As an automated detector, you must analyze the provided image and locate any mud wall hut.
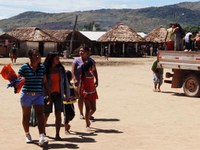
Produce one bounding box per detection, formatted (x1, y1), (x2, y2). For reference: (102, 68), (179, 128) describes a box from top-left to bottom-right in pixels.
(0, 27), (58, 57)
(0, 34), (17, 57)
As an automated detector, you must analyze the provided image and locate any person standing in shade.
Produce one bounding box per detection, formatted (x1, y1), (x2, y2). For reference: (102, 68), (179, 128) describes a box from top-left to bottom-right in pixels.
(71, 46), (98, 119)
(18, 49), (48, 146)
(9, 44), (17, 63)
(105, 46), (109, 60)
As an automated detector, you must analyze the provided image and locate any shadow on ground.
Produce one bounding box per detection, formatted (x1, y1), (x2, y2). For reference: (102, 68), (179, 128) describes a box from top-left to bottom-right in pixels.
(92, 118), (120, 122)
(161, 90), (200, 98)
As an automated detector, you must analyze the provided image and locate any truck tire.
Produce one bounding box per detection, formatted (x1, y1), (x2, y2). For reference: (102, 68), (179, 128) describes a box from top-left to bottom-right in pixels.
(183, 74), (200, 97)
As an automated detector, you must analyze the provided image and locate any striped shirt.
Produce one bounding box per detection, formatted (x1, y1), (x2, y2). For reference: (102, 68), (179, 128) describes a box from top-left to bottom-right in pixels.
(18, 63), (46, 93)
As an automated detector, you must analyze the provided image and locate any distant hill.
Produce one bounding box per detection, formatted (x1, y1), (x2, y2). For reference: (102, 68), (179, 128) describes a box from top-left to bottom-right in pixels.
(177, 1), (200, 10)
(0, 1), (200, 33)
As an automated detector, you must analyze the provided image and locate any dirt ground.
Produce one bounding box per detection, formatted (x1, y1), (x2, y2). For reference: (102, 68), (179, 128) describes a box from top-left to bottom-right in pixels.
(1, 56), (200, 150)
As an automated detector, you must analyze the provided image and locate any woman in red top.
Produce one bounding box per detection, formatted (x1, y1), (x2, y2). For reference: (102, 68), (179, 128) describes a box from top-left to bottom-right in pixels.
(80, 59), (98, 130)
(43, 52), (70, 140)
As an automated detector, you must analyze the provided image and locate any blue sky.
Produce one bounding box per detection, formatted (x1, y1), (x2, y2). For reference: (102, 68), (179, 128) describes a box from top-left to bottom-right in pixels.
(0, 0), (199, 20)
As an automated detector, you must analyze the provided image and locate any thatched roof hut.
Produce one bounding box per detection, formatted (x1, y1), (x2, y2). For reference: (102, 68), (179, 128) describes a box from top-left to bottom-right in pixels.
(145, 26), (167, 43)
(43, 29), (72, 42)
(44, 29), (92, 56)
(0, 27), (61, 57)
(98, 23), (144, 42)
(44, 29), (91, 44)
(6, 27), (58, 42)
(97, 23), (145, 57)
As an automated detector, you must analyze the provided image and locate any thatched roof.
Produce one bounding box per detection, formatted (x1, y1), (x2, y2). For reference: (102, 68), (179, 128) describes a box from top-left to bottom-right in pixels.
(6, 27), (58, 42)
(98, 23), (144, 42)
(145, 26), (167, 43)
(44, 29), (73, 42)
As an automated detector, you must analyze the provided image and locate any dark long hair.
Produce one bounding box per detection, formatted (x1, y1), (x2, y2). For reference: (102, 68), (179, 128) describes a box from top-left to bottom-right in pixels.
(43, 51), (64, 75)
(66, 70), (72, 86)
(28, 49), (40, 58)
(174, 23), (185, 38)
(81, 59), (94, 80)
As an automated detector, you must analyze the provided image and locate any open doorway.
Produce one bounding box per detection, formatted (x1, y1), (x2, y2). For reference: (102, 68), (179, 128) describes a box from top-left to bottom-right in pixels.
(39, 42), (44, 56)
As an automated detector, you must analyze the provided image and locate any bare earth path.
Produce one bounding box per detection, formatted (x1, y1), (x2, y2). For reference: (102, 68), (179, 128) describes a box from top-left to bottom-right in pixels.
(1, 57), (200, 150)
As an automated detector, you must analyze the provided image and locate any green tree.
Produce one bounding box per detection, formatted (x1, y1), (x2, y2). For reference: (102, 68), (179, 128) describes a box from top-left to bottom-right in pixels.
(83, 22), (101, 31)
(184, 25), (200, 34)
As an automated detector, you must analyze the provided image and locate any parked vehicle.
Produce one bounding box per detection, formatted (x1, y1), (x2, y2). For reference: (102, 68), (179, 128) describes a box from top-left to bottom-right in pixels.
(157, 50), (200, 97)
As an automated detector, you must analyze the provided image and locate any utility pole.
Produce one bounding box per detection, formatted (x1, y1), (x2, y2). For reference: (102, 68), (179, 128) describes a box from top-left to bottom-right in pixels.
(69, 15), (78, 57)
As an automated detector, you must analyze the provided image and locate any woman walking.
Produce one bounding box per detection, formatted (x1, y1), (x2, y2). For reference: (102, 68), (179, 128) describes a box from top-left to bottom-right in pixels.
(71, 47), (98, 119)
(18, 49), (48, 146)
(80, 59), (98, 130)
(43, 51), (70, 140)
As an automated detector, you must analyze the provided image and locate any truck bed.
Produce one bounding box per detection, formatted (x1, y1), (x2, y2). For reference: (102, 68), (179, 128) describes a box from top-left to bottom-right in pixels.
(157, 50), (200, 71)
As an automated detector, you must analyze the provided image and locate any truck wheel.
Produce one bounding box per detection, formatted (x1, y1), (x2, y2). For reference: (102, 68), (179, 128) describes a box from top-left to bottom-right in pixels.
(183, 75), (200, 97)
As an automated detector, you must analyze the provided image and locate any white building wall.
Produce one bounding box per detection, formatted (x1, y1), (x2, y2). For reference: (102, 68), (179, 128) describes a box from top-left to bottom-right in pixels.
(18, 42), (38, 57)
(44, 42), (57, 56)
(18, 42), (57, 57)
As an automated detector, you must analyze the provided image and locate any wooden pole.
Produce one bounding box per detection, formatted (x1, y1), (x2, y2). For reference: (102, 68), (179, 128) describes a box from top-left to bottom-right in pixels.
(100, 43), (103, 56)
(122, 43), (125, 56)
(69, 15), (78, 57)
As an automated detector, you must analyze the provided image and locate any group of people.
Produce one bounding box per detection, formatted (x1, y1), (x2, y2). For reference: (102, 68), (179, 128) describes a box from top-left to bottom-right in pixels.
(165, 23), (185, 51)
(165, 23), (200, 51)
(17, 46), (98, 146)
(154, 23), (200, 92)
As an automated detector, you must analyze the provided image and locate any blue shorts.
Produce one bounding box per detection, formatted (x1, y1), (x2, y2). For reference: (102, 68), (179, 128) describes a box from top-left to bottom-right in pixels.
(20, 92), (44, 107)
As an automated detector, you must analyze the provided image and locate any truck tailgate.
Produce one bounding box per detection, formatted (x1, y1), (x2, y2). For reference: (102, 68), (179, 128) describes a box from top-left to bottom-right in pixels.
(157, 50), (200, 70)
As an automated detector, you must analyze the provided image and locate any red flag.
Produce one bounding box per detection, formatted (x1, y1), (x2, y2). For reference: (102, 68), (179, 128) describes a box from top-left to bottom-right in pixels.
(0, 64), (25, 93)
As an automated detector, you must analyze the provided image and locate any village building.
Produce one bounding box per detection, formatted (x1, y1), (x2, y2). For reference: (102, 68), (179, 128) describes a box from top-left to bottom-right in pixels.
(44, 29), (91, 57)
(0, 27), (91, 57)
(80, 31), (106, 55)
(144, 26), (167, 56)
(0, 27), (58, 57)
(0, 24), (168, 58)
(97, 23), (145, 57)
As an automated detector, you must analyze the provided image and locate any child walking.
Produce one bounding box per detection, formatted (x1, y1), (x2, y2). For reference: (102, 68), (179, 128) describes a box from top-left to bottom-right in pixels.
(63, 70), (76, 134)
(80, 59), (98, 130)
(151, 60), (164, 92)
